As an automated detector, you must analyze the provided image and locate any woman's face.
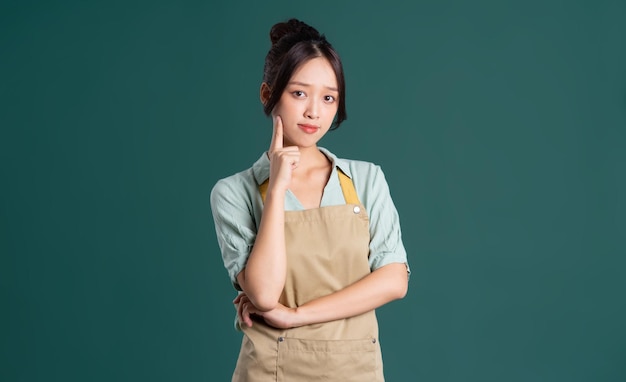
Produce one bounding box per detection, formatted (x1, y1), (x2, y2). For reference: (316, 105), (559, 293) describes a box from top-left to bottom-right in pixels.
(271, 57), (339, 148)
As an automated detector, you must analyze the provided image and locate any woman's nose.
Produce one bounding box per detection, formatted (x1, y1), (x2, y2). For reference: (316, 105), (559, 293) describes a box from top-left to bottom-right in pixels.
(305, 100), (319, 119)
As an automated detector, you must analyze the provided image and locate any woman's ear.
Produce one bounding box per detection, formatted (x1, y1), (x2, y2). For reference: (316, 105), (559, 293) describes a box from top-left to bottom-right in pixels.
(260, 82), (271, 105)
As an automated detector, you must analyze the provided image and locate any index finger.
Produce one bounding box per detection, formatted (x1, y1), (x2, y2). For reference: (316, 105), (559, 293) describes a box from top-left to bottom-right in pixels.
(269, 115), (283, 152)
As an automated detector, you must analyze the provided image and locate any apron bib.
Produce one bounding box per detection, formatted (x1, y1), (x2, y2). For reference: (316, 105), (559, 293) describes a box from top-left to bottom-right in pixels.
(232, 170), (384, 382)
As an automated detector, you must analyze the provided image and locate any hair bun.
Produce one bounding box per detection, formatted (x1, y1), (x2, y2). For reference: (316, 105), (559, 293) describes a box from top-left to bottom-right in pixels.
(269, 18), (321, 45)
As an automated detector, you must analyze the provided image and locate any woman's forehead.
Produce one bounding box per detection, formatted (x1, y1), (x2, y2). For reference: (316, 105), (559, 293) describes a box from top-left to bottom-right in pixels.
(289, 57), (338, 89)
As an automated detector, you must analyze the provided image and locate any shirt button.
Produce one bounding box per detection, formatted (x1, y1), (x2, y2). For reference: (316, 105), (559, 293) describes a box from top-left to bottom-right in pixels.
(353, 206), (361, 214)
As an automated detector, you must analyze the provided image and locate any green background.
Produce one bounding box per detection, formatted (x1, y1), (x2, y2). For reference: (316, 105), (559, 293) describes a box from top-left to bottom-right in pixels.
(2, 1), (625, 381)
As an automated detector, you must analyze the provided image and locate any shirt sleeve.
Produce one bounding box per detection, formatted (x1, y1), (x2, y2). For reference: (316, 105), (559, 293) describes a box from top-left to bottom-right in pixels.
(210, 177), (257, 290)
(361, 165), (411, 276)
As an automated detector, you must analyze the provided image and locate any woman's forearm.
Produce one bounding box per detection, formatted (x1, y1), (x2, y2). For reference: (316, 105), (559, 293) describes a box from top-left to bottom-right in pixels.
(291, 262), (408, 327)
(237, 189), (287, 311)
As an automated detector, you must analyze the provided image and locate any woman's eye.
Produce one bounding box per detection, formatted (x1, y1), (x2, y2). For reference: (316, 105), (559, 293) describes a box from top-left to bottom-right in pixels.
(324, 95), (336, 103)
(293, 91), (305, 97)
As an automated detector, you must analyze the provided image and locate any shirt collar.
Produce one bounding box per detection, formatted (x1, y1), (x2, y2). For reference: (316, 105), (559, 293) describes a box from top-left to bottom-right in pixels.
(251, 152), (270, 185)
(251, 147), (353, 186)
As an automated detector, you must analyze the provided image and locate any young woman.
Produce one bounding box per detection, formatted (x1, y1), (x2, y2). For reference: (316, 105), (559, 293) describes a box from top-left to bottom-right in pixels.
(210, 18), (410, 382)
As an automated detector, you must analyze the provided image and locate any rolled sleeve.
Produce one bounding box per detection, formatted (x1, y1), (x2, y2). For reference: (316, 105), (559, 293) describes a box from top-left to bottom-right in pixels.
(210, 178), (257, 290)
(360, 165), (411, 277)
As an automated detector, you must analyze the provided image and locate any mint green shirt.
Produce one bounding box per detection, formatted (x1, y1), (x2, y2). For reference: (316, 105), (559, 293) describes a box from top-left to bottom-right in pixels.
(210, 147), (410, 290)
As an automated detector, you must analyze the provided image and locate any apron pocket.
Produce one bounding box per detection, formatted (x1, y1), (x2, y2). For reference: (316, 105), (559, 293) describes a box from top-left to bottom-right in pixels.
(276, 336), (379, 382)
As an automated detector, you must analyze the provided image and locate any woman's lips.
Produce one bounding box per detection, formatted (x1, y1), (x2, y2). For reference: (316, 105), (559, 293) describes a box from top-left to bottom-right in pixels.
(298, 124), (320, 134)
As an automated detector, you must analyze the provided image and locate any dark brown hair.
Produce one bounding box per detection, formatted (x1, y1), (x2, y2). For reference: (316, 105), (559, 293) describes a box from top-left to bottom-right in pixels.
(262, 19), (347, 130)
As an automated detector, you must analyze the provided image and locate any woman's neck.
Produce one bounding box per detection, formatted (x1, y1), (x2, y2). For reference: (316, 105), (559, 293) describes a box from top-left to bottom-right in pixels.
(295, 145), (329, 171)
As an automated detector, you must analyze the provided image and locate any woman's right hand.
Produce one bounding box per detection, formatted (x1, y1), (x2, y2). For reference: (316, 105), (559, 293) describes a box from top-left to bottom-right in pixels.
(267, 115), (300, 194)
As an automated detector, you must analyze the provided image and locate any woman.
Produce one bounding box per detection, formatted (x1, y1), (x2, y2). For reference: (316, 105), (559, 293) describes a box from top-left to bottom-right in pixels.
(210, 18), (410, 382)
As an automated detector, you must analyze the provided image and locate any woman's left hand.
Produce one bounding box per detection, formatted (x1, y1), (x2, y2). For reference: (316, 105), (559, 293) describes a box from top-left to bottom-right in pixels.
(233, 293), (296, 329)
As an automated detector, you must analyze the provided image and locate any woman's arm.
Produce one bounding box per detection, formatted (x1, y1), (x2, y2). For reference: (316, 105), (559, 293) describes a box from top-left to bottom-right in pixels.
(236, 116), (298, 312)
(292, 262), (408, 326)
(236, 262), (408, 328)
(236, 188), (286, 312)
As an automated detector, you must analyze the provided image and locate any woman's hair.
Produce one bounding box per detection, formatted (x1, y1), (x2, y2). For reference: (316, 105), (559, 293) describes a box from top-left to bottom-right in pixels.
(262, 18), (347, 130)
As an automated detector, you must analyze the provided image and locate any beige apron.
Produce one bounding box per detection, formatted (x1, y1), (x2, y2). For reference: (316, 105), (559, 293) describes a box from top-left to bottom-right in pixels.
(232, 170), (384, 382)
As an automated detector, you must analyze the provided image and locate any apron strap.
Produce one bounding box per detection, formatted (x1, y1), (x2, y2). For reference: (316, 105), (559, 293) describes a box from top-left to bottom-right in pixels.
(258, 179), (269, 202)
(337, 169), (360, 205)
(258, 168), (361, 205)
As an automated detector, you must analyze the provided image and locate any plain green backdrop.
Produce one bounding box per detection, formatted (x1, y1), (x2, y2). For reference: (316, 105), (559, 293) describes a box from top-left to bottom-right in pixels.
(2, 1), (625, 381)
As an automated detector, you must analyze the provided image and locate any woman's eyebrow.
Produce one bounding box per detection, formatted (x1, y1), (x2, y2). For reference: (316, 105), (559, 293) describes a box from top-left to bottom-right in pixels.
(288, 81), (338, 92)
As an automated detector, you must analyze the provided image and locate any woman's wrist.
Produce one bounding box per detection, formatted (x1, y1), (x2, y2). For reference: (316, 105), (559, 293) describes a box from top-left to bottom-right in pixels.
(266, 182), (289, 199)
(291, 305), (308, 328)
(264, 188), (286, 208)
